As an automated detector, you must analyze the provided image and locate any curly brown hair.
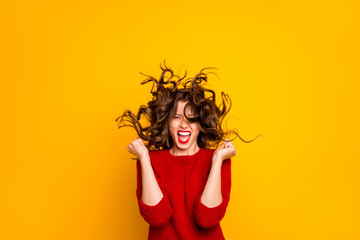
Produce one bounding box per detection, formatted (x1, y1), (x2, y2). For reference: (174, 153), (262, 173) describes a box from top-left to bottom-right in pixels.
(115, 61), (262, 150)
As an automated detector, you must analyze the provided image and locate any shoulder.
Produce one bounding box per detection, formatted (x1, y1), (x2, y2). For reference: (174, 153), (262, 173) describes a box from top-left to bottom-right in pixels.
(195, 148), (216, 168)
(148, 149), (169, 158)
(148, 149), (169, 168)
(199, 147), (216, 159)
(199, 148), (231, 167)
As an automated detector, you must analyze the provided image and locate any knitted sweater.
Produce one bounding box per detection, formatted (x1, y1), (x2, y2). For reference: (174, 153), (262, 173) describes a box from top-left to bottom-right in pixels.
(136, 147), (231, 239)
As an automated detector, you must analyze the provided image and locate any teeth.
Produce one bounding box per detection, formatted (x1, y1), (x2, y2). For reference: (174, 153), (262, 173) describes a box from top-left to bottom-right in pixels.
(178, 132), (191, 136)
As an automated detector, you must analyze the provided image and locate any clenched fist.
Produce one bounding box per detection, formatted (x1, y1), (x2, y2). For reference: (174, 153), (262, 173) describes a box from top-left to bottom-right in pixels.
(213, 139), (236, 163)
(127, 137), (149, 162)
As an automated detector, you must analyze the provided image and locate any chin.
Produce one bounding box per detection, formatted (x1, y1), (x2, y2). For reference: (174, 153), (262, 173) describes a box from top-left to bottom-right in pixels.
(174, 141), (194, 150)
(177, 145), (190, 150)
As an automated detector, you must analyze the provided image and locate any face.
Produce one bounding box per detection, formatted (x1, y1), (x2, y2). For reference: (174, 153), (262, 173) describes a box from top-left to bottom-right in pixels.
(169, 100), (201, 154)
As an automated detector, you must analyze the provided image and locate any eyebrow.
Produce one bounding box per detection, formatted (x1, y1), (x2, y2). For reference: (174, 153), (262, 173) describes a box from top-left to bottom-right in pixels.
(175, 112), (194, 117)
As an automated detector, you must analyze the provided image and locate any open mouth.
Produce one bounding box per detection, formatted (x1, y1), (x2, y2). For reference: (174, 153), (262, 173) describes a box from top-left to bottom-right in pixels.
(177, 130), (191, 144)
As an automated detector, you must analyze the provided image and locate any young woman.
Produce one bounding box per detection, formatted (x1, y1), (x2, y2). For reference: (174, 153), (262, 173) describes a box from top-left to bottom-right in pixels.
(116, 62), (260, 239)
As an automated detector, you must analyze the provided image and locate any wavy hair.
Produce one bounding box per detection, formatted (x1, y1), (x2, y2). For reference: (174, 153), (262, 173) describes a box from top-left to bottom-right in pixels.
(115, 61), (262, 150)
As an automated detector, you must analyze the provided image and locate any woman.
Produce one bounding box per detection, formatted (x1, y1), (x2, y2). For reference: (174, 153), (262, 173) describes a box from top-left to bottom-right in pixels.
(116, 62), (260, 239)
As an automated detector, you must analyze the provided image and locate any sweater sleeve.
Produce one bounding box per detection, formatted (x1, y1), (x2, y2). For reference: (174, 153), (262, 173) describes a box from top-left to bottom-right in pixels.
(194, 157), (231, 229)
(136, 159), (173, 228)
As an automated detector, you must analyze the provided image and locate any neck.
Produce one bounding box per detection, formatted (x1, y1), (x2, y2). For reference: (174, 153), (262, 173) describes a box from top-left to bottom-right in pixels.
(169, 144), (200, 156)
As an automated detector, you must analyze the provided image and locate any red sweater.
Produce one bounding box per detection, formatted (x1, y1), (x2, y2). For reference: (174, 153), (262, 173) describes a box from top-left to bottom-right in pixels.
(136, 147), (231, 239)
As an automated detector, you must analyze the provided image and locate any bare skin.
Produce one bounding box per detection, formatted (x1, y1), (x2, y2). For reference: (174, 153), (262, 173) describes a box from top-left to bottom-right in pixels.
(168, 101), (200, 156)
(200, 140), (236, 207)
(127, 137), (163, 206)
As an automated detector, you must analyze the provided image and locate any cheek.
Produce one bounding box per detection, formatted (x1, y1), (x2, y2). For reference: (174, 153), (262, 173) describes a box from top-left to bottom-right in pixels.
(169, 121), (178, 136)
(191, 123), (201, 136)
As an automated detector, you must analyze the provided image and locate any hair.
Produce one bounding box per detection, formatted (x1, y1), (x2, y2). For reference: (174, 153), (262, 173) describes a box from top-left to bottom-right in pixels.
(115, 60), (262, 150)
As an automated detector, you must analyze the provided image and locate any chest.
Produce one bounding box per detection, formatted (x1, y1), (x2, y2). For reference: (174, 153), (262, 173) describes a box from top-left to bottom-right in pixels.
(159, 161), (212, 209)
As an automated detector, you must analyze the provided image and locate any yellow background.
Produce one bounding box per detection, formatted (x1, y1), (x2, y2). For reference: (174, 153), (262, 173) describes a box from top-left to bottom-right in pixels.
(1, 0), (359, 239)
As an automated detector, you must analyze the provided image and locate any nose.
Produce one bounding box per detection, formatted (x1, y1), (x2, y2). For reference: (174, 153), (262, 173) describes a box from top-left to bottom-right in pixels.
(180, 117), (190, 128)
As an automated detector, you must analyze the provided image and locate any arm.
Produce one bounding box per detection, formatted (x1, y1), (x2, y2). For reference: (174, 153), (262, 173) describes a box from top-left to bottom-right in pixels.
(194, 157), (231, 228)
(194, 140), (235, 228)
(136, 158), (172, 227)
(200, 156), (224, 207)
(129, 137), (172, 227)
(138, 154), (164, 205)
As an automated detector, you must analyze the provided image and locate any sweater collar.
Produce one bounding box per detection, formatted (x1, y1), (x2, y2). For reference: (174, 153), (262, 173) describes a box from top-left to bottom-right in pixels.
(166, 147), (204, 165)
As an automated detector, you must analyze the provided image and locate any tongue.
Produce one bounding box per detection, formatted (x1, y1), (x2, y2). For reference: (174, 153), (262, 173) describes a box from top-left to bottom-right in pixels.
(178, 134), (190, 143)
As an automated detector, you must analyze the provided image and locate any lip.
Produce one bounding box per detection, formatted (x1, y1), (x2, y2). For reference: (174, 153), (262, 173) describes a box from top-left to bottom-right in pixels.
(177, 130), (191, 134)
(177, 130), (191, 144)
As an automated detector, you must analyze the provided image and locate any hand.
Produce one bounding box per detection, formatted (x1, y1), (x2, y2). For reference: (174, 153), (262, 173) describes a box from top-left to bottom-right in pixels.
(213, 139), (236, 163)
(127, 137), (149, 162)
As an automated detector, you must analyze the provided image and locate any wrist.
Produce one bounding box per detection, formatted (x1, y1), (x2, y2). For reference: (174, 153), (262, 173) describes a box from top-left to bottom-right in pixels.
(139, 153), (150, 163)
(212, 154), (223, 164)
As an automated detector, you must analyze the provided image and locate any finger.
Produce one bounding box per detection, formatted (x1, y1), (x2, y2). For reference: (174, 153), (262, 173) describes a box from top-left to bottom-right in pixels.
(127, 145), (133, 152)
(226, 141), (233, 147)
